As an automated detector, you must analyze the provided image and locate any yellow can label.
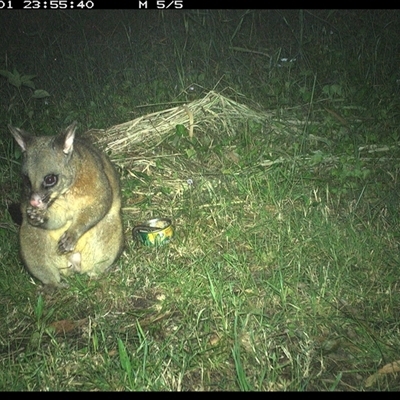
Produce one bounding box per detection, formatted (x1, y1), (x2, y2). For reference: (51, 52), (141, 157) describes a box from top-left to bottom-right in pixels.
(133, 219), (174, 246)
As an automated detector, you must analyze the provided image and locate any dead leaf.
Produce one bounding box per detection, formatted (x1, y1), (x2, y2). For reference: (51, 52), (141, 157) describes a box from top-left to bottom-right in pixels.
(377, 360), (400, 374)
(226, 150), (240, 164)
(48, 318), (88, 335)
(365, 360), (400, 387)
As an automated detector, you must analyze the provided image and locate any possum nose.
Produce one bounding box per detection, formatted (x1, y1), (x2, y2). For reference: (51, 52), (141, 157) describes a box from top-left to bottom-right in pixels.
(30, 194), (43, 208)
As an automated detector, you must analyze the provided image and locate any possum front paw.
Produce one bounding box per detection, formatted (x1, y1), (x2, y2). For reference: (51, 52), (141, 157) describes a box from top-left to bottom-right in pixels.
(58, 231), (78, 254)
(26, 206), (47, 226)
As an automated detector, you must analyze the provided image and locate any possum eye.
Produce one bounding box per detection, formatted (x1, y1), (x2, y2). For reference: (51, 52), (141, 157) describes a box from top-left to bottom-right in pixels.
(43, 174), (58, 188)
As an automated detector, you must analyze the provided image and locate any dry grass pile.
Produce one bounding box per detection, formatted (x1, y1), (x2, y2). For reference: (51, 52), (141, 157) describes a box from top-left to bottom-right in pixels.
(90, 90), (271, 159)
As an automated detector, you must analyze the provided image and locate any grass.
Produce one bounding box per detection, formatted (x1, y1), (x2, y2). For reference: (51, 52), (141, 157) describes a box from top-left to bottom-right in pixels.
(1, 9), (400, 391)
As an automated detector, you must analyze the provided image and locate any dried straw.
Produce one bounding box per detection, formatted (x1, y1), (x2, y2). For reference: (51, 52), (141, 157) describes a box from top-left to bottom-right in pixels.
(89, 90), (272, 161)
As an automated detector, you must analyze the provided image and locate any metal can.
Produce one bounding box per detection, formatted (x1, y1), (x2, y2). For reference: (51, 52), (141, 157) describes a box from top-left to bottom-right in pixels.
(132, 218), (174, 246)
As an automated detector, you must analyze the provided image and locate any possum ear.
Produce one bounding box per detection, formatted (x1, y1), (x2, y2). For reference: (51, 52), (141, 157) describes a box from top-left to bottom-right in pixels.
(8, 125), (32, 152)
(59, 121), (78, 156)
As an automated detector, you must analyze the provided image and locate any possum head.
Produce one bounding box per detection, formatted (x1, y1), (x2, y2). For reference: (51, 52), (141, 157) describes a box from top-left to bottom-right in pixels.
(9, 122), (78, 225)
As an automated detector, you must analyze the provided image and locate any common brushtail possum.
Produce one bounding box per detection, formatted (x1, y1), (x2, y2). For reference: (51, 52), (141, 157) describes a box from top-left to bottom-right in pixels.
(9, 121), (124, 287)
